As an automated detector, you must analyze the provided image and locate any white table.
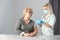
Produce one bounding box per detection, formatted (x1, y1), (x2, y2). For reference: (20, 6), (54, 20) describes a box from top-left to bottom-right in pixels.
(0, 34), (60, 40)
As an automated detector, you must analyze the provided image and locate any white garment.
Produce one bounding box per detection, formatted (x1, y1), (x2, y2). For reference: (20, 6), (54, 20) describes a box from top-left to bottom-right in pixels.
(20, 32), (25, 36)
(41, 14), (56, 35)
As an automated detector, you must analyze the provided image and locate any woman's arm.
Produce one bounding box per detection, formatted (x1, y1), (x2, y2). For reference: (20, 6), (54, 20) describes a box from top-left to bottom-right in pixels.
(32, 27), (38, 36)
(16, 19), (23, 35)
(23, 27), (38, 37)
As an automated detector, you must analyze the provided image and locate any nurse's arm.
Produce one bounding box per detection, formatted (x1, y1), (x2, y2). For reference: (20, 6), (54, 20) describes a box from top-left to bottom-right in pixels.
(39, 24), (42, 27)
(44, 22), (52, 28)
(44, 16), (56, 28)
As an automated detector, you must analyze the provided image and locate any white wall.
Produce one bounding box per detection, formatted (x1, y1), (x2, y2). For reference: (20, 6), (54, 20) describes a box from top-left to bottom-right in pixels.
(0, 0), (16, 34)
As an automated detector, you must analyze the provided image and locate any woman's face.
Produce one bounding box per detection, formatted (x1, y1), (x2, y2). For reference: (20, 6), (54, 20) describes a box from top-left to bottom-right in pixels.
(43, 6), (48, 10)
(43, 6), (49, 14)
(25, 11), (32, 19)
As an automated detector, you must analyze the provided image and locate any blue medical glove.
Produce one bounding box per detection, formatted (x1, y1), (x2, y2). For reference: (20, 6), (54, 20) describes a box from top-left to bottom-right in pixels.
(35, 20), (44, 25)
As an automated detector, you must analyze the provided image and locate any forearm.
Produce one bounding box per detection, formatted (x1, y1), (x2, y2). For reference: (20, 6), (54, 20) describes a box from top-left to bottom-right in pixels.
(31, 27), (38, 36)
(44, 22), (52, 28)
(39, 24), (42, 27)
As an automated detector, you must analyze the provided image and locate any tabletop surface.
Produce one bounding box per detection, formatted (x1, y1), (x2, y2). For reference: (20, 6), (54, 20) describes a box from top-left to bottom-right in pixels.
(0, 34), (60, 40)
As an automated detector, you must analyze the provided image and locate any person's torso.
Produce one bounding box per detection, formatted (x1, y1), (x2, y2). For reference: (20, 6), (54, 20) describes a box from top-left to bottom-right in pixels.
(41, 14), (55, 35)
(20, 18), (34, 33)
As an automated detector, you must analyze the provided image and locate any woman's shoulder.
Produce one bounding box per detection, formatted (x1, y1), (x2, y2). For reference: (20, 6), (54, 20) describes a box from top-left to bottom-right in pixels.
(19, 18), (24, 23)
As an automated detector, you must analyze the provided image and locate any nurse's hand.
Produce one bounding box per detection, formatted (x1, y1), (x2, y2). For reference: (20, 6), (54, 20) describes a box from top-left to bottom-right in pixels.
(35, 20), (44, 25)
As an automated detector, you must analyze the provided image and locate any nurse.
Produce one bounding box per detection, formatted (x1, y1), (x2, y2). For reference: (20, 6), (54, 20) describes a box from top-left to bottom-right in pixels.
(36, 3), (56, 35)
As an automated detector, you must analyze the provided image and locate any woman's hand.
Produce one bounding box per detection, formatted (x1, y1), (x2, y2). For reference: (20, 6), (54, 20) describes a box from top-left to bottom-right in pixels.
(23, 33), (34, 37)
(29, 33), (35, 37)
(24, 33), (31, 37)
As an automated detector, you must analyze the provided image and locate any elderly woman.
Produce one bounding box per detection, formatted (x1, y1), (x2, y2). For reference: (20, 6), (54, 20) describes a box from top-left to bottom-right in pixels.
(16, 8), (38, 37)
